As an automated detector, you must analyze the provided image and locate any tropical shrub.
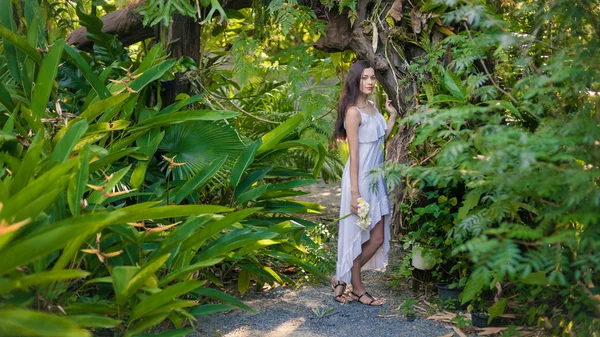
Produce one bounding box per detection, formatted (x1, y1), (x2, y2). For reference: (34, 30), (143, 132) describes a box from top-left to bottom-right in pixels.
(0, 2), (330, 336)
(386, 0), (600, 334)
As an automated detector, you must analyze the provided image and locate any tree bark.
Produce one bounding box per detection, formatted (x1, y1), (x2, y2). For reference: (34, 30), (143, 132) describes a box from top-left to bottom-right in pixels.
(162, 12), (201, 105)
(66, 1), (155, 51)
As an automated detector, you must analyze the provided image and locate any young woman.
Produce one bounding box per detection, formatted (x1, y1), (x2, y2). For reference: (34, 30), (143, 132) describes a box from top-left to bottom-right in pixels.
(332, 60), (397, 305)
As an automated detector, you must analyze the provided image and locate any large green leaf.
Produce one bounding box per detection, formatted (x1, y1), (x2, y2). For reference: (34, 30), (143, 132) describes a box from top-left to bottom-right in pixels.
(0, 308), (91, 337)
(115, 204), (231, 223)
(67, 146), (90, 216)
(193, 287), (254, 312)
(111, 266), (140, 306)
(128, 59), (176, 92)
(158, 257), (223, 286)
(9, 133), (44, 195)
(0, 270), (90, 296)
(48, 119), (88, 167)
(65, 315), (120, 328)
(256, 112), (304, 155)
(132, 110), (239, 132)
(122, 254), (171, 300)
(0, 0), (23, 83)
(235, 166), (272, 197)
(180, 208), (262, 252)
(30, 39), (64, 120)
(63, 45), (110, 99)
(0, 22), (42, 65)
(0, 213), (119, 275)
(173, 156), (227, 204)
(190, 304), (236, 316)
(79, 93), (130, 122)
(230, 139), (262, 188)
(236, 185), (268, 205)
(129, 281), (204, 321)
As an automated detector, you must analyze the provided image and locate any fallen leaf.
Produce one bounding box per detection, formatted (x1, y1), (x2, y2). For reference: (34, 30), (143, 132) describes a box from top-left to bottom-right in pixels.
(427, 313), (456, 322)
(389, 0), (403, 21)
(452, 326), (467, 337)
(476, 327), (508, 335)
(437, 333), (453, 337)
(410, 7), (422, 35)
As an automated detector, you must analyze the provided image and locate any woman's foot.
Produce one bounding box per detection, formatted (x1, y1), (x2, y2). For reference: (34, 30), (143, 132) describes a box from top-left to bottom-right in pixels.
(331, 278), (348, 303)
(350, 291), (383, 306)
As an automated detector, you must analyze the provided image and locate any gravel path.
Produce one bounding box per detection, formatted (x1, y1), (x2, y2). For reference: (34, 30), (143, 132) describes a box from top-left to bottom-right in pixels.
(192, 181), (455, 337)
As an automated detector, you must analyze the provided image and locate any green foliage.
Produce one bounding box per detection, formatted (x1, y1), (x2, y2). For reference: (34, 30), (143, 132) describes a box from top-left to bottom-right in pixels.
(386, 0), (600, 334)
(0, 4), (333, 336)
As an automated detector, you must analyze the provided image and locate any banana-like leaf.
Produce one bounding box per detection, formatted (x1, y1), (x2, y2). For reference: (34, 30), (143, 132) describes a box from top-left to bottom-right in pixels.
(0, 23), (42, 65)
(256, 112), (304, 155)
(65, 315), (120, 328)
(158, 257), (223, 286)
(129, 281), (204, 321)
(193, 287), (254, 312)
(9, 133), (43, 195)
(128, 59), (176, 92)
(230, 139), (261, 188)
(0, 81), (14, 112)
(234, 166), (272, 197)
(67, 147), (90, 216)
(149, 215), (212, 260)
(48, 119), (88, 167)
(79, 93), (130, 122)
(0, 309), (90, 337)
(173, 156), (227, 204)
(0, 213), (119, 275)
(0, 270), (90, 296)
(158, 94), (205, 115)
(180, 208), (261, 252)
(115, 204), (231, 223)
(0, 159), (76, 224)
(189, 304), (236, 316)
(63, 44), (110, 99)
(265, 179), (317, 192)
(111, 266), (139, 306)
(195, 230), (280, 261)
(30, 39), (64, 120)
(124, 313), (169, 337)
(235, 185), (268, 205)
(122, 254), (171, 301)
(131, 110), (239, 132)
(0, 0), (23, 83)
(89, 148), (138, 173)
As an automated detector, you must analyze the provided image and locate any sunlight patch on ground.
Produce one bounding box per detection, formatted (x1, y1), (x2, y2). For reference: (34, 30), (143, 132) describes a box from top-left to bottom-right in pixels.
(263, 317), (306, 337)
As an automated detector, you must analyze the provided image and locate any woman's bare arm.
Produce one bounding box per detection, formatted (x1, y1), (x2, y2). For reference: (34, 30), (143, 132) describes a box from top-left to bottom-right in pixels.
(384, 99), (398, 139)
(346, 107), (361, 215)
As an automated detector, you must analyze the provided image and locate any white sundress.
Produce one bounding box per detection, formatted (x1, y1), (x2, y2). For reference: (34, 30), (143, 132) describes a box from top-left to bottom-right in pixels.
(336, 104), (392, 285)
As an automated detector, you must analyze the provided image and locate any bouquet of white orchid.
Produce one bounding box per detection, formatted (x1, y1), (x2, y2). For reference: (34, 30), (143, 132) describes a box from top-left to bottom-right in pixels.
(356, 197), (371, 230)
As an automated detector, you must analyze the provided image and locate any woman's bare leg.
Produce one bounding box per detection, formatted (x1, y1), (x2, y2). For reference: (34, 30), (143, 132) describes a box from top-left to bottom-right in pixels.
(350, 219), (384, 304)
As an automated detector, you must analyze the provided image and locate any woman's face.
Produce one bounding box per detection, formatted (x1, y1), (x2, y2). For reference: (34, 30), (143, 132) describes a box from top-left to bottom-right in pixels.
(359, 67), (376, 96)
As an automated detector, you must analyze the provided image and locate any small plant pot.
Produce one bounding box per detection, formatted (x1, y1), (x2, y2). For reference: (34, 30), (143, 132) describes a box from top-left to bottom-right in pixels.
(436, 283), (466, 310)
(471, 312), (504, 327)
(412, 247), (436, 270)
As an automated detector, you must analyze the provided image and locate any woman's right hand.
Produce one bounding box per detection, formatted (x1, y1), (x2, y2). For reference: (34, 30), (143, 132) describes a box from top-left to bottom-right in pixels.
(351, 193), (360, 215)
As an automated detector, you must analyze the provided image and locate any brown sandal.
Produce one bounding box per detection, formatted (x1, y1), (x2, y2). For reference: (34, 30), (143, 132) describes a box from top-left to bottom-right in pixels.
(350, 291), (383, 306)
(332, 280), (348, 303)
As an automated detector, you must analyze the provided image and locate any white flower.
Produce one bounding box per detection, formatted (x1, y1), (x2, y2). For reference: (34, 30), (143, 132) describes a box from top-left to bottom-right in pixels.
(356, 197), (371, 230)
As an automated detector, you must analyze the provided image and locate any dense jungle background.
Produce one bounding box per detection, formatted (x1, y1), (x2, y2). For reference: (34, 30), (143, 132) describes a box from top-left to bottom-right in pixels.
(0, 0), (599, 336)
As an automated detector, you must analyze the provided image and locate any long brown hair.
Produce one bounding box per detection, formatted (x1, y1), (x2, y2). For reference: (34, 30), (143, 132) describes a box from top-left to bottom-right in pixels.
(333, 60), (373, 140)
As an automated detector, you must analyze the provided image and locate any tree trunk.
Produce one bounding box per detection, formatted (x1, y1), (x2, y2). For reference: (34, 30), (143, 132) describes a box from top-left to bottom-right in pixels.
(162, 12), (201, 105)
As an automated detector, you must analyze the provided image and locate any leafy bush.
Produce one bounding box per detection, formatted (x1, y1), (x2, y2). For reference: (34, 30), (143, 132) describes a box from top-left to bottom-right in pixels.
(386, 0), (600, 334)
(0, 2), (331, 336)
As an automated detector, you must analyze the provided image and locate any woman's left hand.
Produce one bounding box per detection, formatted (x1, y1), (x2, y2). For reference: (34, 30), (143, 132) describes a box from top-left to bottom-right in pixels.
(385, 98), (397, 115)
